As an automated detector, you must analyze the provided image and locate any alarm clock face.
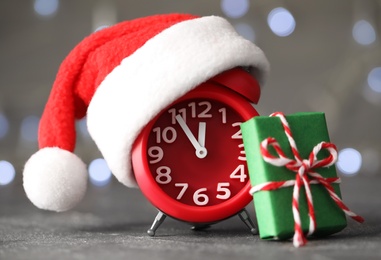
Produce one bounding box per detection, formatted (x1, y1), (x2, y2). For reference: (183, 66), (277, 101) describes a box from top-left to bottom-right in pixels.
(132, 83), (259, 223)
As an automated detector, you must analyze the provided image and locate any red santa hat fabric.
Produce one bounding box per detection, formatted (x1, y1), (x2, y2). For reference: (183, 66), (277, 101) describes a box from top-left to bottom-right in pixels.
(23, 13), (270, 212)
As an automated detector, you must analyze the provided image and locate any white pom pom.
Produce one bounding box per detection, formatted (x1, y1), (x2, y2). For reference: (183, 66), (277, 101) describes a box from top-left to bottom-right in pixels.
(23, 147), (88, 212)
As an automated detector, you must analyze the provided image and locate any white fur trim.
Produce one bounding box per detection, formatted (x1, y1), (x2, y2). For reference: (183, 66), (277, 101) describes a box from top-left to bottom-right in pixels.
(87, 15), (270, 187)
(23, 147), (88, 212)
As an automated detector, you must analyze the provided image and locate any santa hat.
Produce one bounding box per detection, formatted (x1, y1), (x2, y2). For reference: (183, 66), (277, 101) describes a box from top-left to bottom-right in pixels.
(23, 13), (270, 212)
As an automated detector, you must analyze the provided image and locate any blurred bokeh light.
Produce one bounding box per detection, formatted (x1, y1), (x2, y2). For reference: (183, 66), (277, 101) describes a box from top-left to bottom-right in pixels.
(352, 20), (376, 46)
(267, 7), (296, 37)
(88, 158), (112, 187)
(0, 161), (16, 186)
(20, 116), (40, 143)
(337, 148), (362, 176)
(367, 67), (381, 93)
(34, 0), (59, 17)
(221, 0), (249, 19)
(0, 113), (9, 140)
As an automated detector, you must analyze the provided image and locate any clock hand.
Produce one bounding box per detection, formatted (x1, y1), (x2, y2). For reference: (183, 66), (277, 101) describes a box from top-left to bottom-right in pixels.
(175, 115), (207, 159)
(198, 122), (206, 148)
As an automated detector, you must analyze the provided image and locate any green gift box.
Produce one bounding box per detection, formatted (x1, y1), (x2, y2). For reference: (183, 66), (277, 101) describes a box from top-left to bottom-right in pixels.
(241, 112), (347, 240)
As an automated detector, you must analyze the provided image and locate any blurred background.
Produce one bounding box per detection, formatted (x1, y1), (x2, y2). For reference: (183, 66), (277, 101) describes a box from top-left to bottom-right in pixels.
(0, 0), (380, 189)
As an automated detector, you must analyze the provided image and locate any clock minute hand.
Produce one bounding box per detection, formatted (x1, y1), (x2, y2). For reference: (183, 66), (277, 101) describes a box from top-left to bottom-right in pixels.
(175, 115), (207, 159)
(198, 122), (206, 148)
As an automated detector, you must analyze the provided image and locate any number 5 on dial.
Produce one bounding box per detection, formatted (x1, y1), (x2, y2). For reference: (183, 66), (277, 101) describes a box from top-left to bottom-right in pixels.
(216, 182), (231, 199)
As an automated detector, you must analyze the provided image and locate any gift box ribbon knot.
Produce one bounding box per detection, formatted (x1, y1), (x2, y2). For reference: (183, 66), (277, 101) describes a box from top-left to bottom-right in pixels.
(249, 112), (364, 247)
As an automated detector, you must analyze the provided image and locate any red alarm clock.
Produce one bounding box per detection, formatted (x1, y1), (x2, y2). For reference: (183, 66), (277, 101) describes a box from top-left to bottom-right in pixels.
(132, 68), (260, 236)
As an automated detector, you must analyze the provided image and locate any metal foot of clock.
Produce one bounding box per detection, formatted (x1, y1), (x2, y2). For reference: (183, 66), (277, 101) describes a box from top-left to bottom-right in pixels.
(237, 208), (257, 235)
(147, 211), (167, 236)
(147, 208), (257, 236)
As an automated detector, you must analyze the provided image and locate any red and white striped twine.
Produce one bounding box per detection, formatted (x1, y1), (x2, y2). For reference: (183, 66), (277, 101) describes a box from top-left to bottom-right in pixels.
(250, 112), (364, 247)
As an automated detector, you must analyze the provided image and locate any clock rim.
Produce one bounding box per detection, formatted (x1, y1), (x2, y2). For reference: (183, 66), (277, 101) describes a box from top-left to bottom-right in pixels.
(132, 82), (259, 223)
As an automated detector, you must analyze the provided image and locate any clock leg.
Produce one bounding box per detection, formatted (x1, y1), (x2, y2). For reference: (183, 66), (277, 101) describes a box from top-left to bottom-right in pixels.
(238, 208), (257, 235)
(147, 210), (167, 237)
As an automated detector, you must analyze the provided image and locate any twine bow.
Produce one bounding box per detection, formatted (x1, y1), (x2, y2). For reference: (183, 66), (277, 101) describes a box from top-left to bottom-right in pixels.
(250, 112), (364, 247)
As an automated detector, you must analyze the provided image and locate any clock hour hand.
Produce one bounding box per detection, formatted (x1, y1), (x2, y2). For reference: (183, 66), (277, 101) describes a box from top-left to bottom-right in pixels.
(175, 115), (207, 159)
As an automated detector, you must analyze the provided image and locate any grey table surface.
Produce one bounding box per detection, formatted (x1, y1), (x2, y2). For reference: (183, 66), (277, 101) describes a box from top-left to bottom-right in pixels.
(0, 174), (380, 260)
